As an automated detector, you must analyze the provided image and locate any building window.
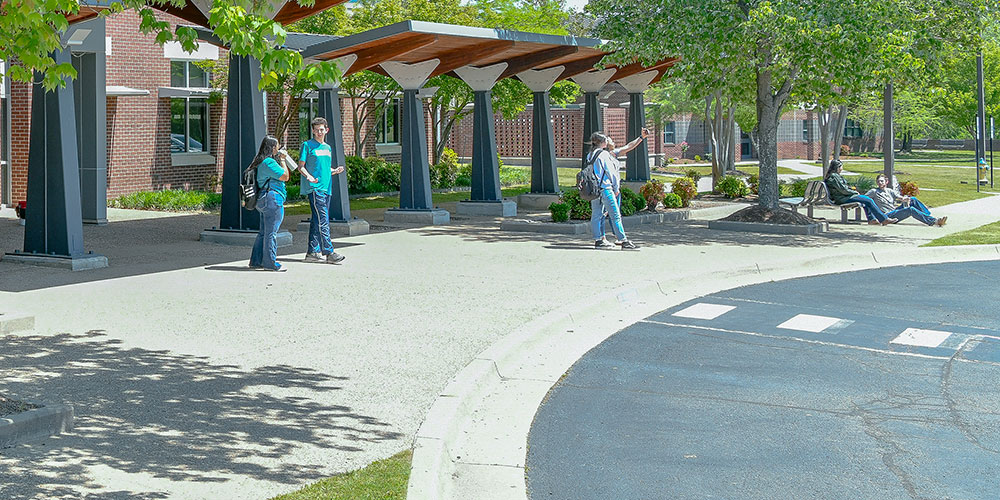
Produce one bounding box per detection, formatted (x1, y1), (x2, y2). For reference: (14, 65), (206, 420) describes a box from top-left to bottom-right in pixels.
(802, 119), (811, 142)
(663, 121), (676, 145)
(169, 61), (210, 154)
(843, 119), (863, 139)
(376, 99), (400, 145)
(299, 97), (319, 142)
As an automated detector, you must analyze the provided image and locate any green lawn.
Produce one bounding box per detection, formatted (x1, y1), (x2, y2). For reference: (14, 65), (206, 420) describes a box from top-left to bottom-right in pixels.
(849, 150), (988, 165)
(838, 162), (992, 207)
(658, 165), (802, 176)
(270, 450), (411, 500)
(922, 220), (1000, 247)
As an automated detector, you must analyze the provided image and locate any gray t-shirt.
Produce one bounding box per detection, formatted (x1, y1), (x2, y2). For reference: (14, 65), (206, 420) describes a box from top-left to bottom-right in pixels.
(865, 187), (902, 213)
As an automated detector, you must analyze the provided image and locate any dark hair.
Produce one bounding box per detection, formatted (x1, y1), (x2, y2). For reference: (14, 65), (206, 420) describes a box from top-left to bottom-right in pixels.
(310, 117), (328, 128)
(250, 136), (279, 170)
(587, 131), (608, 156)
(876, 173), (888, 183)
(825, 160), (843, 180)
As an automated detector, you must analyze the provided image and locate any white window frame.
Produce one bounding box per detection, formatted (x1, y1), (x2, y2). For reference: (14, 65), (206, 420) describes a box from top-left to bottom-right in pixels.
(169, 61), (211, 158)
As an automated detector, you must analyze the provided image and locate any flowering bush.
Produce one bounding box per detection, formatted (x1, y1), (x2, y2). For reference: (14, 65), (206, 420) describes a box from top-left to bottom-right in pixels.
(899, 180), (919, 197)
(639, 179), (666, 211)
(671, 177), (697, 207)
(680, 141), (689, 152)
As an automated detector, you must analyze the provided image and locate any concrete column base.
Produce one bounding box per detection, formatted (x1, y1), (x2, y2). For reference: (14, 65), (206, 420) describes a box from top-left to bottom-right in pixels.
(383, 209), (450, 225)
(515, 193), (562, 211)
(296, 219), (371, 236)
(200, 229), (293, 247)
(83, 218), (109, 226)
(2, 252), (109, 271)
(455, 200), (517, 217)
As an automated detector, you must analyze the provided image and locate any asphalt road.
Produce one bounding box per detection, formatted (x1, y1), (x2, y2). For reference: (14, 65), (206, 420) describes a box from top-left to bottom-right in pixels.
(527, 261), (1000, 500)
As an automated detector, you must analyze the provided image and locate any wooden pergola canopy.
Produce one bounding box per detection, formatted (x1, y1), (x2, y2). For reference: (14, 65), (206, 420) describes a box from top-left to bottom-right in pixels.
(299, 20), (676, 86)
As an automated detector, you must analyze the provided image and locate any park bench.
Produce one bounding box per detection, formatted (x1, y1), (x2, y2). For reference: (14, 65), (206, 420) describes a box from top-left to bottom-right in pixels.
(779, 180), (863, 223)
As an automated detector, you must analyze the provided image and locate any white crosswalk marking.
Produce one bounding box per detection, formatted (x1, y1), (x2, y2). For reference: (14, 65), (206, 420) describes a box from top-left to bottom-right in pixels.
(672, 303), (735, 320)
(891, 328), (954, 348)
(777, 314), (849, 333)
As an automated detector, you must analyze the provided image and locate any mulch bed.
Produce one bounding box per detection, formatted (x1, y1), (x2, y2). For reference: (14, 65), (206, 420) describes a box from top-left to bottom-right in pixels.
(720, 205), (816, 225)
(0, 395), (39, 417)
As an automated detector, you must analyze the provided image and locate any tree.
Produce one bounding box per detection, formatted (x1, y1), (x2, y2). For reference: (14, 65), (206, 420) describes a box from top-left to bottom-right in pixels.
(588, 0), (993, 210)
(934, 40), (1000, 140)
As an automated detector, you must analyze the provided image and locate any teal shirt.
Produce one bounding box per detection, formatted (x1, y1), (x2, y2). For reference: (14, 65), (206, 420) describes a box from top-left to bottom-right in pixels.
(257, 157), (287, 203)
(299, 139), (333, 195)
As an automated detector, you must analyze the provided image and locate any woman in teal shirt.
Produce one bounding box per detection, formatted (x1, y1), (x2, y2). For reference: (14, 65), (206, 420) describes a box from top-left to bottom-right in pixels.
(249, 136), (292, 271)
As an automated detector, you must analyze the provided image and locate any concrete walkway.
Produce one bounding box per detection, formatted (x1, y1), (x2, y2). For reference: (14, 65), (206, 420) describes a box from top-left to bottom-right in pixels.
(1, 194), (999, 499)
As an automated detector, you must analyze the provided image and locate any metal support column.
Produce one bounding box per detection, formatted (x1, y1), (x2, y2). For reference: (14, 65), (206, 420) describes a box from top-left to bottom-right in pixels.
(625, 92), (650, 181)
(470, 90), (502, 201)
(22, 50), (85, 257)
(74, 49), (108, 225)
(530, 91), (558, 193)
(218, 55), (266, 231)
(398, 88), (433, 209)
(318, 86), (351, 221)
(883, 81), (893, 180)
(581, 91), (601, 168)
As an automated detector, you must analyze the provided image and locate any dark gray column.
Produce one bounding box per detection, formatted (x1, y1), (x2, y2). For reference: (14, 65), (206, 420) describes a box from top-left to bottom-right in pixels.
(625, 92), (650, 181)
(883, 81), (893, 180)
(531, 91), (558, 193)
(581, 91), (601, 168)
(219, 55), (266, 231)
(23, 50), (85, 257)
(470, 90), (502, 201)
(318, 86), (351, 221)
(399, 88), (433, 210)
(74, 51), (108, 224)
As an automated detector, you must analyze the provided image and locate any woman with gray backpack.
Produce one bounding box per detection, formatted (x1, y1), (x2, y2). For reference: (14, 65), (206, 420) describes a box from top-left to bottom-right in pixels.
(248, 136), (294, 271)
(585, 130), (647, 250)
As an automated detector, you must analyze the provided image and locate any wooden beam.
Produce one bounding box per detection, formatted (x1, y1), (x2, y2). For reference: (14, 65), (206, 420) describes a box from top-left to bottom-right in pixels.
(340, 33), (439, 76)
(274, 0), (349, 25)
(427, 40), (517, 78)
(497, 46), (580, 79)
(547, 53), (608, 82)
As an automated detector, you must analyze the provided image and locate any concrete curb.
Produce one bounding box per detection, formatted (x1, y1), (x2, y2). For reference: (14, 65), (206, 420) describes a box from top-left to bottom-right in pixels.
(406, 244), (1000, 500)
(500, 210), (690, 235)
(708, 220), (829, 235)
(0, 403), (74, 448)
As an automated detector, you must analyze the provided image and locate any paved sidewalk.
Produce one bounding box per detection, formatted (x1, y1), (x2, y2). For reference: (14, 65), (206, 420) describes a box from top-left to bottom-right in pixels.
(1, 195), (999, 499)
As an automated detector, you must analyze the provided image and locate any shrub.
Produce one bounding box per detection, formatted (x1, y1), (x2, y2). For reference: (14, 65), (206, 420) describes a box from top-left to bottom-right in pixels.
(662, 192), (683, 208)
(549, 202), (570, 222)
(620, 187), (645, 216)
(285, 184), (302, 200)
(371, 158), (402, 191)
(693, 154), (702, 162)
(716, 175), (750, 198)
(899, 180), (920, 197)
(671, 177), (697, 207)
(851, 175), (875, 193)
(561, 190), (592, 219)
(430, 148), (460, 189)
(684, 168), (702, 184)
(346, 155), (373, 193)
(455, 164), (472, 187)
(747, 174), (760, 195)
(638, 179), (666, 211)
(840, 144), (851, 157)
(499, 166), (530, 186)
(108, 189), (222, 211)
(364, 181), (390, 194)
(782, 179), (809, 197)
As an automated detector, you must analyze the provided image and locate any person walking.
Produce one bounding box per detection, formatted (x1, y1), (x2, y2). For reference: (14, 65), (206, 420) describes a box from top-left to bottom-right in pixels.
(824, 160), (896, 225)
(866, 173), (946, 226)
(298, 117), (346, 264)
(587, 131), (638, 250)
(249, 136), (292, 271)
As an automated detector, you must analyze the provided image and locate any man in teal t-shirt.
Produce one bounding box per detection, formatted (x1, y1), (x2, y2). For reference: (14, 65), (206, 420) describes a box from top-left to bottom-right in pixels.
(298, 117), (346, 264)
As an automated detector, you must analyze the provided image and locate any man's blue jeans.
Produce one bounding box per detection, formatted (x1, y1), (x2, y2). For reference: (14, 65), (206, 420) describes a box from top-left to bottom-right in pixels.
(887, 197), (936, 225)
(590, 187), (626, 241)
(842, 194), (888, 222)
(250, 191), (284, 270)
(307, 192), (335, 255)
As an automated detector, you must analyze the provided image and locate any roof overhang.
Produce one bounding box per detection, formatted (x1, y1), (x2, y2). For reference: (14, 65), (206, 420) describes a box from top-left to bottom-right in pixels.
(157, 86), (219, 98)
(107, 85), (150, 96)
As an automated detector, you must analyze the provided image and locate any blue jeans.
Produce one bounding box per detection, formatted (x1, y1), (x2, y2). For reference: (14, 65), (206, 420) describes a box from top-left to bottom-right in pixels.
(842, 194), (888, 222)
(250, 191), (284, 270)
(590, 187), (626, 241)
(307, 192), (335, 255)
(887, 197), (936, 225)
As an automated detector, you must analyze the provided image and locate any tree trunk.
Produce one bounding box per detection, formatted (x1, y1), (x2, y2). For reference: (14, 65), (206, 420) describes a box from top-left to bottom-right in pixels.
(756, 66), (792, 210)
(832, 105), (848, 161)
(706, 94), (721, 190)
(818, 106), (832, 174)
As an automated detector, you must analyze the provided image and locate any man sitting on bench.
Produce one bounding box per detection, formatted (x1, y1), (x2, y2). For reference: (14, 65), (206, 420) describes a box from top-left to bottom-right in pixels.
(824, 160), (897, 226)
(865, 173), (947, 227)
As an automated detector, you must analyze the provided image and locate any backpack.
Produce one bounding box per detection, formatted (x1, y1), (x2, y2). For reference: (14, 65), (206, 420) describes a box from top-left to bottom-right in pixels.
(577, 150), (608, 201)
(239, 163), (269, 211)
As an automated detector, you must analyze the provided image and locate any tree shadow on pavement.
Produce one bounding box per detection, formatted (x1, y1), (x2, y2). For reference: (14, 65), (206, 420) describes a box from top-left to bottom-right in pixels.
(0, 330), (402, 499)
(412, 219), (920, 249)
